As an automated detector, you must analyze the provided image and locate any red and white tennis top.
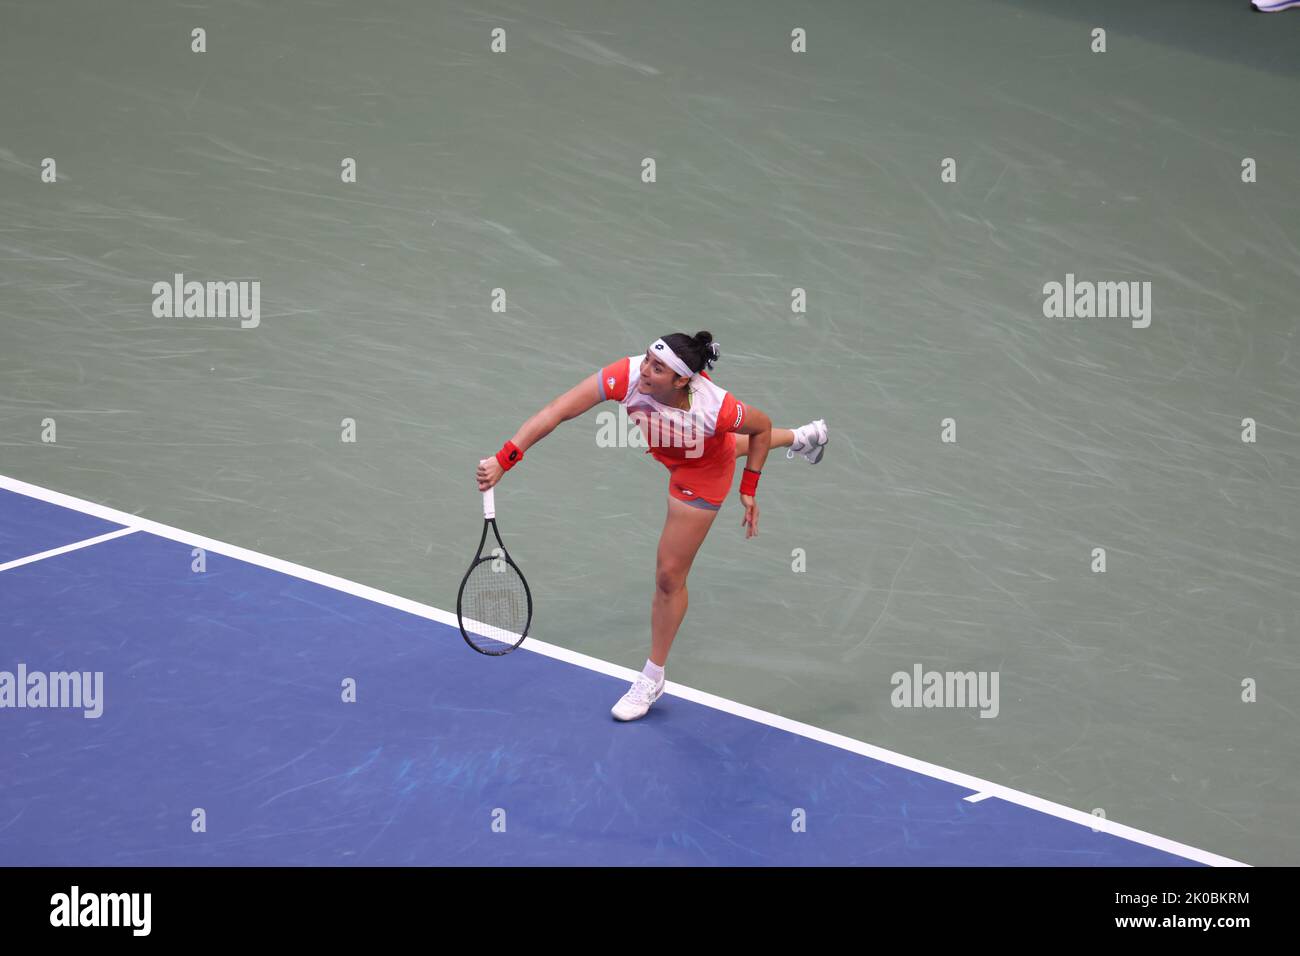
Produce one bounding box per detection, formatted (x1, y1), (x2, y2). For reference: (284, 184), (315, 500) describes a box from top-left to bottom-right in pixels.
(598, 354), (747, 468)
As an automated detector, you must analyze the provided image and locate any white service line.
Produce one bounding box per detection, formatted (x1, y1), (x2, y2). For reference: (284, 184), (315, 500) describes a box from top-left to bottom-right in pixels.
(0, 526), (139, 573)
(0, 472), (1249, 867)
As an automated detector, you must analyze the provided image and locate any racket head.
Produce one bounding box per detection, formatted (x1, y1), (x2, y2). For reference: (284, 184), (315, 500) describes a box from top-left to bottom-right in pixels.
(456, 551), (533, 655)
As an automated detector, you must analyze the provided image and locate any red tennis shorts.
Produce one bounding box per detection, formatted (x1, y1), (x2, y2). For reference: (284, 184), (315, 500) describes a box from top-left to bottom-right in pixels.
(666, 442), (736, 510)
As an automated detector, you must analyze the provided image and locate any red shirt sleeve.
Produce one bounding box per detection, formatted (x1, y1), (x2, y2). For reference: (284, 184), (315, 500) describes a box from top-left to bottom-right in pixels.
(716, 392), (747, 434)
(598, 357), (631, 402)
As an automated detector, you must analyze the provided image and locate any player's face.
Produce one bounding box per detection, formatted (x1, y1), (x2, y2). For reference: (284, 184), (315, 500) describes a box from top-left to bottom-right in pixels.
(639, 350), (683, 397)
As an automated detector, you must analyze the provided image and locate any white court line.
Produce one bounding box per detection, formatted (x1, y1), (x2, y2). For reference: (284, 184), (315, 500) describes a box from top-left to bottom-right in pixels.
(0, 526), (139, 573)
(964, 792), (995, 804)
(0, 472), (1248, 867)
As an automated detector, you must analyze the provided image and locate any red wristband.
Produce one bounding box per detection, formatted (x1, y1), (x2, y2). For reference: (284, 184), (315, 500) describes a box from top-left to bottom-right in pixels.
(740, 467), (760, 496)
(496, 440), (523, 471)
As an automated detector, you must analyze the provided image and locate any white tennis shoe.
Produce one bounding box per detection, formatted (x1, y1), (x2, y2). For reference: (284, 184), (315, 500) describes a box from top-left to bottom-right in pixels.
(611, 674), (664, 721)
(787, 419), (829, 463)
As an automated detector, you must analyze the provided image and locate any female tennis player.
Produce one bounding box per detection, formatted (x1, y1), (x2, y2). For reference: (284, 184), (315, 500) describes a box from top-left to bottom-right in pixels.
(475, 331), (828, 721)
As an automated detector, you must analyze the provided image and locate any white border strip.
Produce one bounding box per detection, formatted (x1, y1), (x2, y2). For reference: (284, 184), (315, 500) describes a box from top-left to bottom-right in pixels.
(0, 526), (139, 573)
(0, 472), (1248, 867)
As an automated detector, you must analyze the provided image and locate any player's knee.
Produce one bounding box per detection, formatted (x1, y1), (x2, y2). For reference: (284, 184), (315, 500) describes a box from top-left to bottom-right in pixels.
(655, 565), (687, 595)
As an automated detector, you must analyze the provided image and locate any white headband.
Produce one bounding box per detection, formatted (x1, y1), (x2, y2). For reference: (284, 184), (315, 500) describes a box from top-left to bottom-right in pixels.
(649, 338), (694, 379)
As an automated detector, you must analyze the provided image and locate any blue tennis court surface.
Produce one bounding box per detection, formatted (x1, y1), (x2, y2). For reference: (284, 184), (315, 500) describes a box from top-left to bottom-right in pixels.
(0, 481), (1234, 866)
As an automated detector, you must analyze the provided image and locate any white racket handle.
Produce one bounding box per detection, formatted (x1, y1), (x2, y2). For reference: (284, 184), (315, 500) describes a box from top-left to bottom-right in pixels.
(483, 486), (495, 519)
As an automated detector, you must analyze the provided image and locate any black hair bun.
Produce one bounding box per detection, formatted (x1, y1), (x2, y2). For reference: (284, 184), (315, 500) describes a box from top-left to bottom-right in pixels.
(694, 331), (719, 371)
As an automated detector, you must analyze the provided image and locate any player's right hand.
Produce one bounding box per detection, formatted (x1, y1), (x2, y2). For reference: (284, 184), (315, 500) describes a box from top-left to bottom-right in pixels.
(476, 456), (504, 492)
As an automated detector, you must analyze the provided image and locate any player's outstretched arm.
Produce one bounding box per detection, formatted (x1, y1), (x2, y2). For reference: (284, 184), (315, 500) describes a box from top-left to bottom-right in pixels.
(477, 373), (603, 491)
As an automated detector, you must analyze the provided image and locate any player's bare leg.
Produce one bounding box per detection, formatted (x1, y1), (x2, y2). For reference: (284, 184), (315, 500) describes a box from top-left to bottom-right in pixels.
(649, 497), (719, 667)
(612, 497), (719, 720)
(737, 420), (828, 464)
(734, 430), (794, 457)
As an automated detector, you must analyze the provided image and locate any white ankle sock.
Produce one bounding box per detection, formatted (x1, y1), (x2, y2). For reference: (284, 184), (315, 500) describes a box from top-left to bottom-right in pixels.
(642, 659), (665, 683)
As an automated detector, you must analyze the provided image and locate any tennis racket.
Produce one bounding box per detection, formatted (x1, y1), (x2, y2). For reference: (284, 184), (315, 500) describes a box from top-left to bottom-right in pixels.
(456, 476), (533, 655)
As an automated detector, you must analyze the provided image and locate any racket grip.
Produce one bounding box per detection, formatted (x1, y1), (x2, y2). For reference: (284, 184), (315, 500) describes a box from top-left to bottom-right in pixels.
(478, 458), (496, 518)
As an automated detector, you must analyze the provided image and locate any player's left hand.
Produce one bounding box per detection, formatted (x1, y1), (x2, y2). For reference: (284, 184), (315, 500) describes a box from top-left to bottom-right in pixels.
(740, 494), (759, 539)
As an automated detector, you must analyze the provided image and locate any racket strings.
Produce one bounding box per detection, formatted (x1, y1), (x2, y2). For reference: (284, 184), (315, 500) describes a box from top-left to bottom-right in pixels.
(461, 558), (529, 649)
